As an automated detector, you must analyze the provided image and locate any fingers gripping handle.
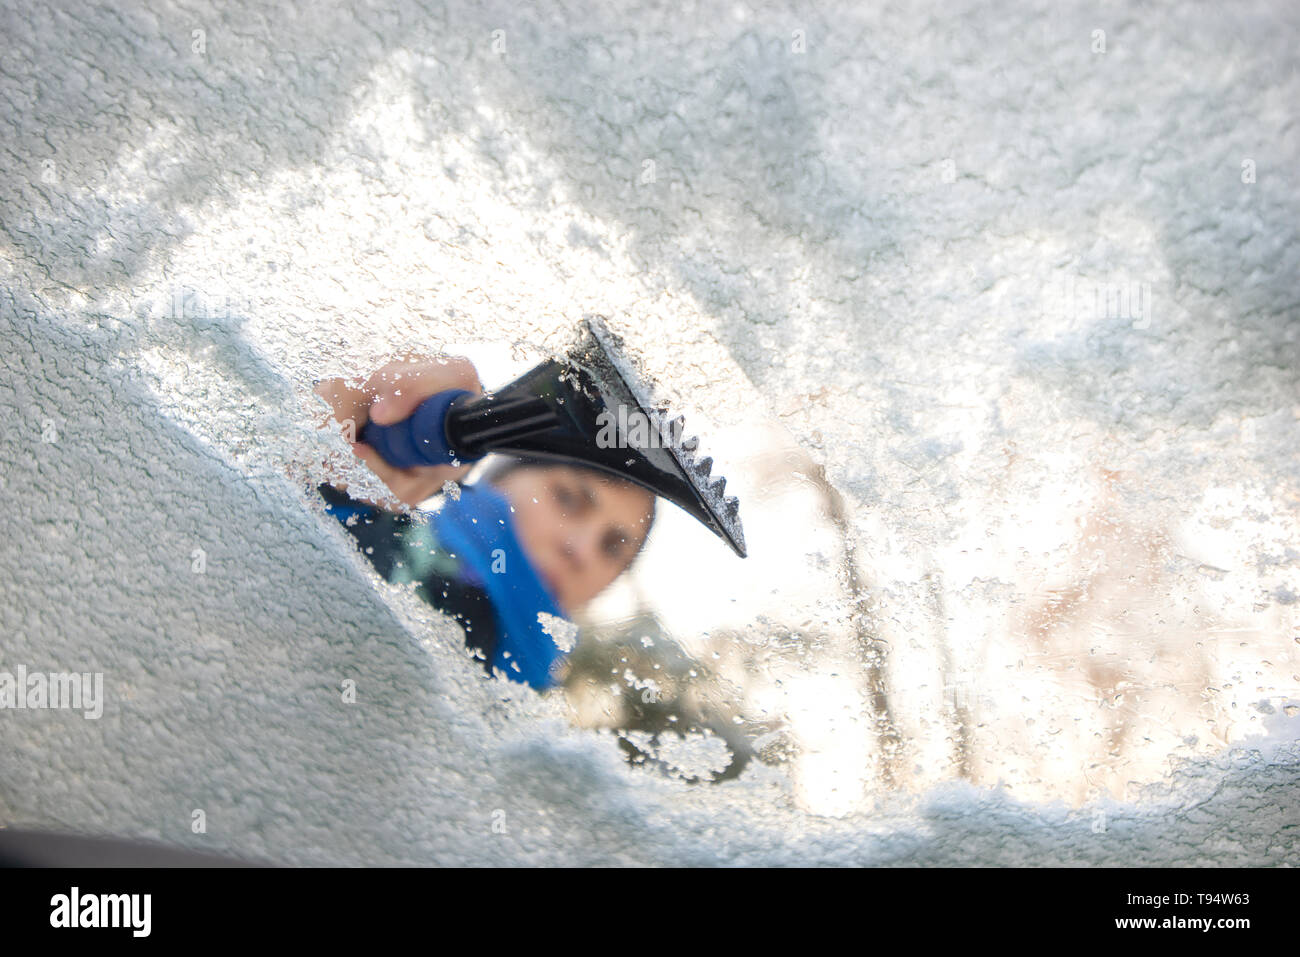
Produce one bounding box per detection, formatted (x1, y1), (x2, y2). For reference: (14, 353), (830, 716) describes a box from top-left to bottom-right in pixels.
(357, 389), (477, 468)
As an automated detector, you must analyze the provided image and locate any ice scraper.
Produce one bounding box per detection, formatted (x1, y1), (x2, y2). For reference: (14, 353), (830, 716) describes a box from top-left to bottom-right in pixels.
(358, 315), (747, 557)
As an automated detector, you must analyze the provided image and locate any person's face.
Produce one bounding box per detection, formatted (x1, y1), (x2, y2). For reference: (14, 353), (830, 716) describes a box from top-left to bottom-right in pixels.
(494, 465), (655, 616)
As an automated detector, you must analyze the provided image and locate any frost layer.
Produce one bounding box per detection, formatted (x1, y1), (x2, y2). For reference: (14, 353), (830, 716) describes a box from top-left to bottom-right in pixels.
(1, 0), (1297, 864)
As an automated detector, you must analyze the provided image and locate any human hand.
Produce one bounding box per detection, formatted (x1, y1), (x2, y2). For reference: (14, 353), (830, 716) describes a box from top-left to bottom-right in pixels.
(315, 355), (483, 507)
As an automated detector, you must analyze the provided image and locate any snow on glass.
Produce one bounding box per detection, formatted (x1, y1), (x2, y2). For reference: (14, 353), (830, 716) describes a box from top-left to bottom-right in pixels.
(8, 0), (1297, 864)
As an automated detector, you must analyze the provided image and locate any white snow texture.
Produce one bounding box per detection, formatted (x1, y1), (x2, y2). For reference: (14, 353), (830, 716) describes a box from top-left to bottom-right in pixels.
(1, 0), (1298, 864)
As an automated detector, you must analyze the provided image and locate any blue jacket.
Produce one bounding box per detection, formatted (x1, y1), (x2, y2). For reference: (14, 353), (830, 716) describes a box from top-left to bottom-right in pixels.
(320, 482), (572, 690)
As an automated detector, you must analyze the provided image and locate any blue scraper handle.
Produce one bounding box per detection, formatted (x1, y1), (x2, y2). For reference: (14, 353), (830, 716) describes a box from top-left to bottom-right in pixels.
(357, 389), (476, 468)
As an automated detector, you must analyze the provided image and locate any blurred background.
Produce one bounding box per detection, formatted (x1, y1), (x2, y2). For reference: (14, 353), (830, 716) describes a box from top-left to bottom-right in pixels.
(1, 0), (1297, 862)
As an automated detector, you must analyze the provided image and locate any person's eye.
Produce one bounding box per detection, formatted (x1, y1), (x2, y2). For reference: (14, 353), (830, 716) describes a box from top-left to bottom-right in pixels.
(553, 484), (577, 510)
(602, 529), (628, 560)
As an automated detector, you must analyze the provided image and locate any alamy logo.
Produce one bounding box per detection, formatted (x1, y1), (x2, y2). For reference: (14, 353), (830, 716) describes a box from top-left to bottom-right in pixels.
(1059, 276), (1152, 329)
(166, 285), (248, 320)
(50, 887), (151, 937)
(0, 666), (103, 719)
(595, 405), (684, 450)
